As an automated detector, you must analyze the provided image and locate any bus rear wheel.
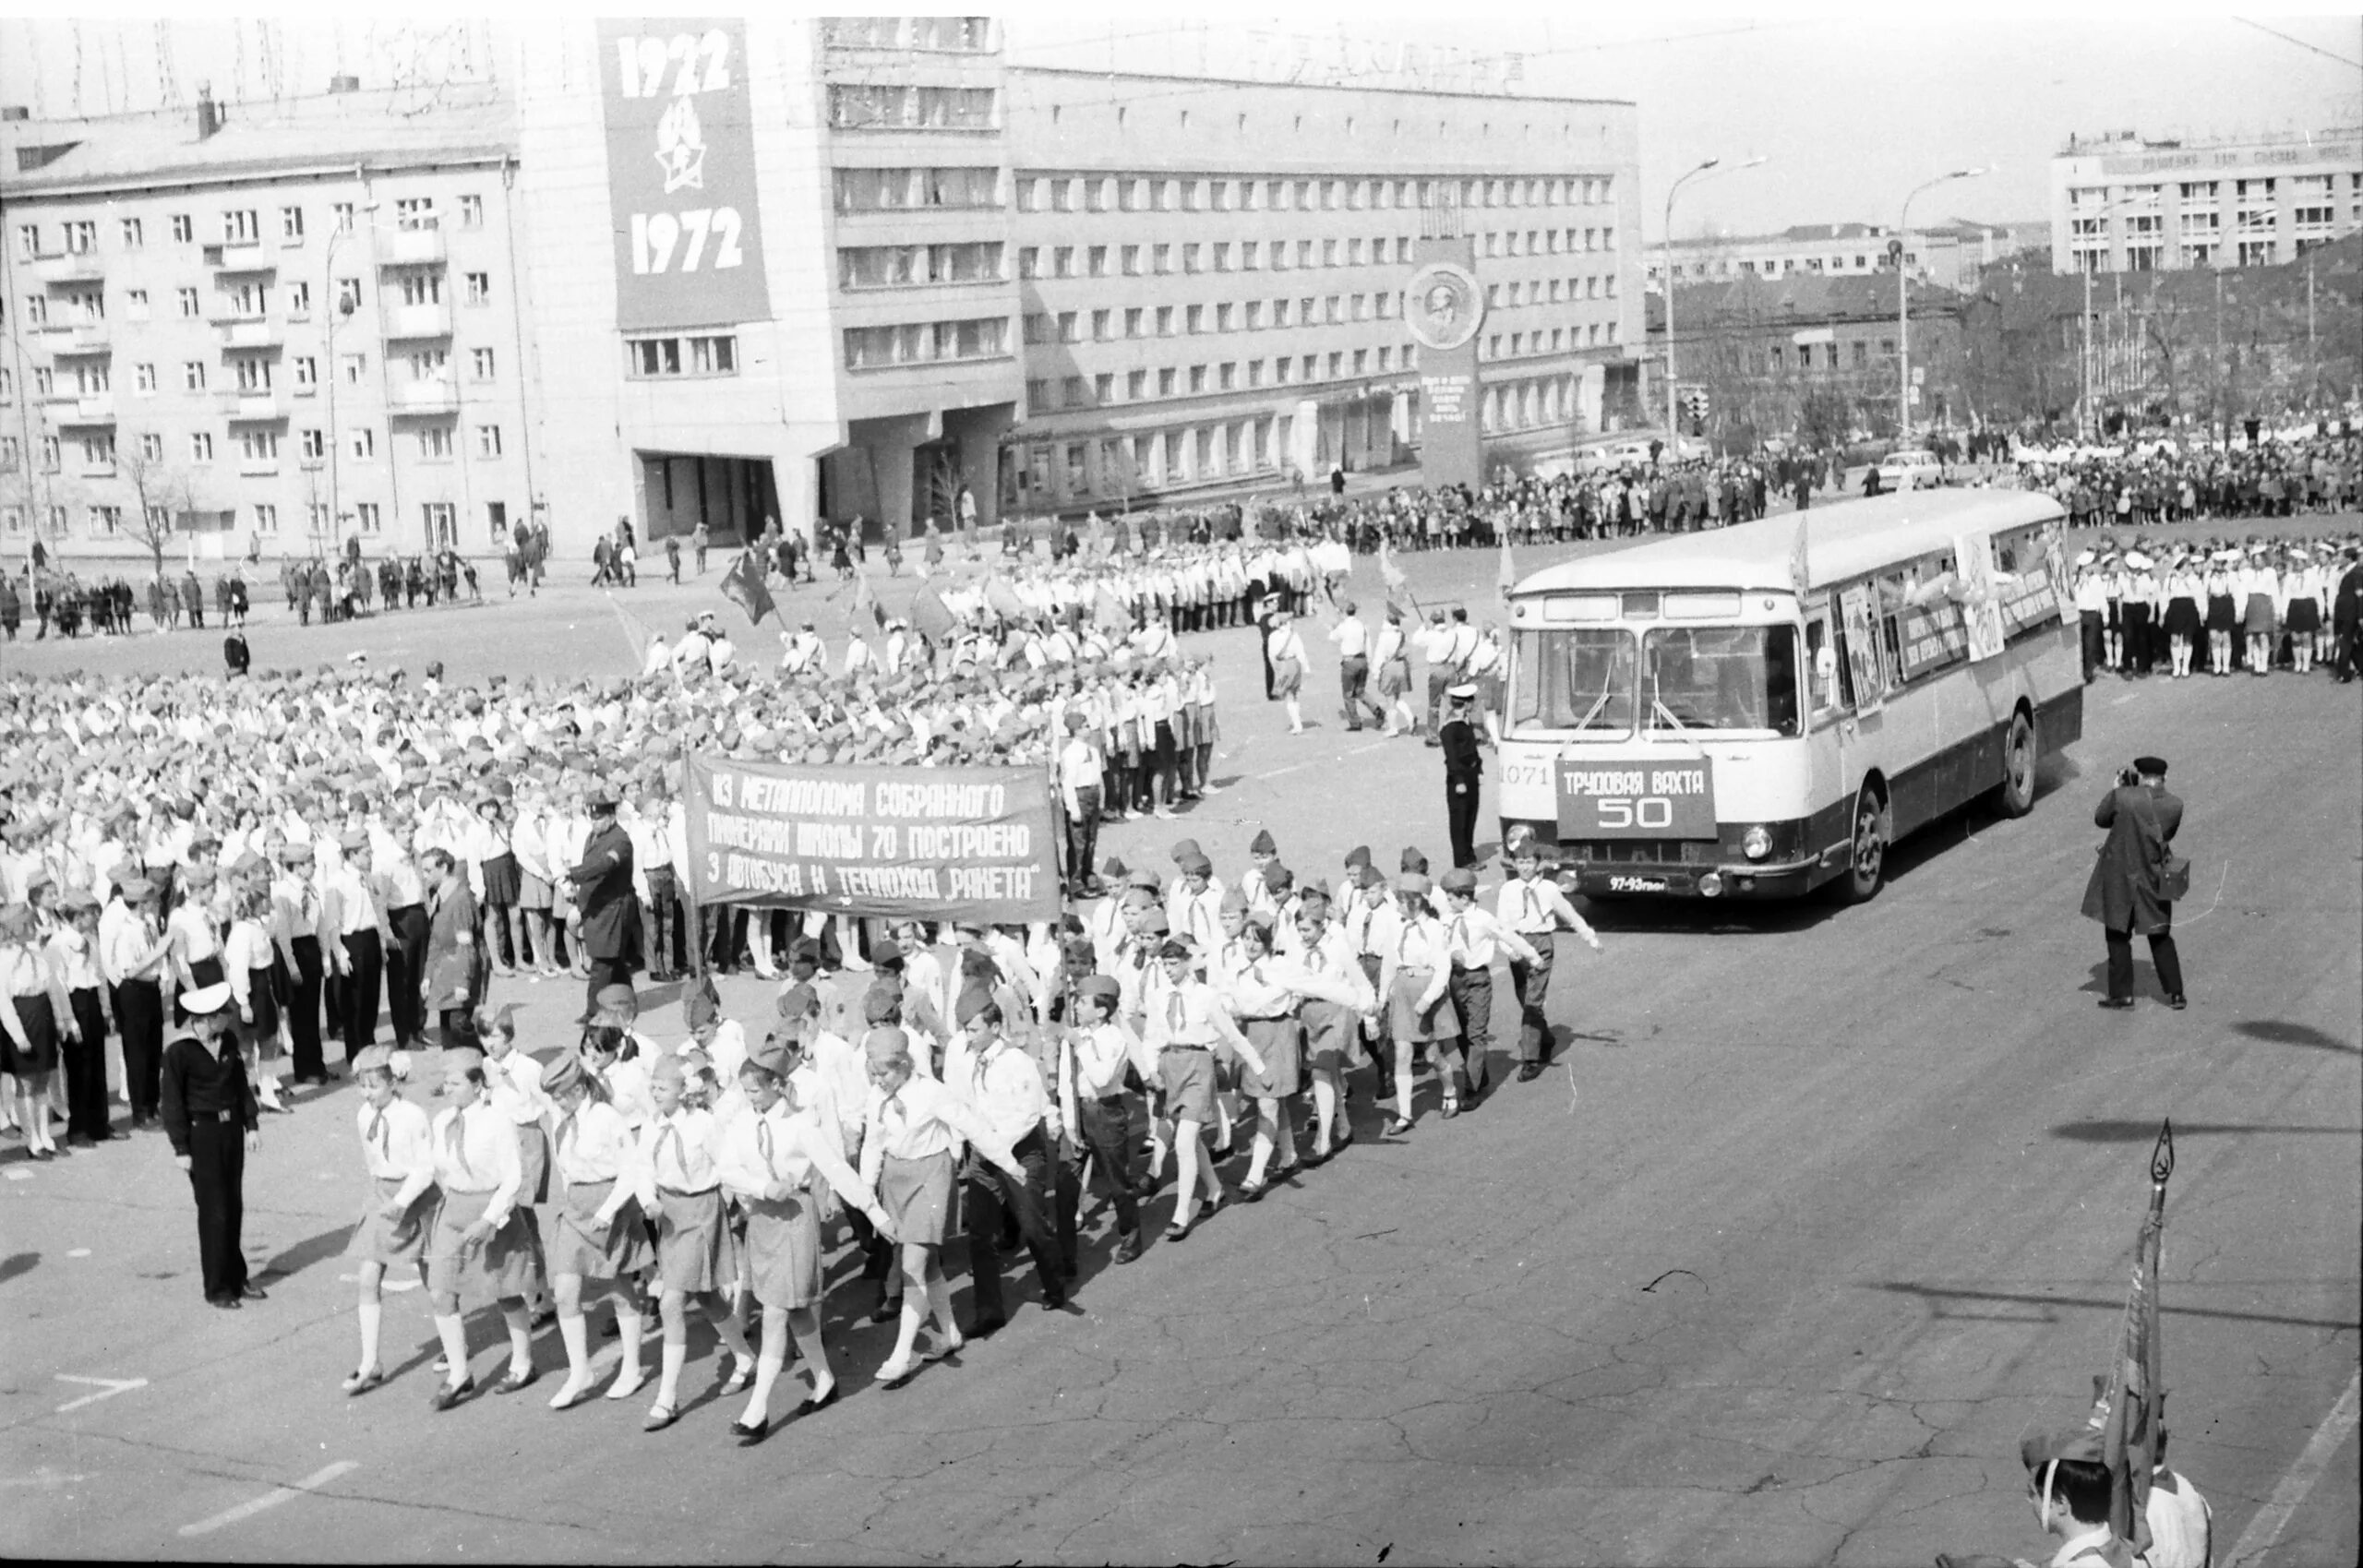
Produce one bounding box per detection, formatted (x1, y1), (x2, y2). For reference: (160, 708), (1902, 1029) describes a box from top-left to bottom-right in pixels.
(1839, 786), (1889, 904)
(1997, 711), (2037, 818)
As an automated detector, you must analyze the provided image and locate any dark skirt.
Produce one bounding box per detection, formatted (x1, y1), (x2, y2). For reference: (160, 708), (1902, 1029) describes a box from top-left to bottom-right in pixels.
(546, 1177), (654, 1281)
(2285, 596), (2321, 634)
(426, 1186), (544, 1305)
(1158, 1045), (1219, 1126)
(2164, 596), (2201, 639)
(3, 991), (60, 1074)
(1387, 968), (1459, 1044)
(878, 1149), (954, 1249)
(1236, 1015), (1303, 1098)
(1271, 657), (1302, 698)
(479, 852), (522, 906)
(2242, 592), (2275, 636)
(2205, 593), (2237, 633)
(741, 1192), (825, 1311)
(346, 1174), (438, 1268)
(237, 964), (280, 1048)
(514, 1121), (551, 1206)
(653, 1186), (738, 1295)
(175, 956), (225, 1023)
(1299, 999), (1357, 1073)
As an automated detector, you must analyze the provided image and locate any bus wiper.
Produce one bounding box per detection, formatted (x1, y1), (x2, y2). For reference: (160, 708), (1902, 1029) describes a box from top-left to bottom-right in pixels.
(1576, 686), (1615, 730)
(1649, 673), (1687, 732)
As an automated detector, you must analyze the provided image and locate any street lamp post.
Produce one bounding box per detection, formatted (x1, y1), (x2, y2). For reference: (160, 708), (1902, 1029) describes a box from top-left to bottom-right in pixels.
(1662, 155), (1766, 456)
(1898, 166), (1987, 443)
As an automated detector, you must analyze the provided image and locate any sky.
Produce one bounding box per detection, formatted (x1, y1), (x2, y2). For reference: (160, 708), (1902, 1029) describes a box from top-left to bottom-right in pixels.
(2, 6), (2357, 243)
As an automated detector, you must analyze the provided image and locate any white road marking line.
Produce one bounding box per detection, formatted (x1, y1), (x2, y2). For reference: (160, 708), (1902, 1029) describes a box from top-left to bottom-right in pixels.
(66, 1248), (90, 1258)
(2224, 1369), (2362, 1568)
(53, 1374), (148, 1413)
(4, 1168), (31, 1181)
(177, 1460), (358, 1538)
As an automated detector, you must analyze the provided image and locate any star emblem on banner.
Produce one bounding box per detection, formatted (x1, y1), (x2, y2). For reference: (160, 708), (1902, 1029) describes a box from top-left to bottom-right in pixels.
(654, 96), (707, 195)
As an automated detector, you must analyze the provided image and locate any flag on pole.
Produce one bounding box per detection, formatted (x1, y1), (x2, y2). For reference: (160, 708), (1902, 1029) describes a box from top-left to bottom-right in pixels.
(851, 563), (883, 630)
(1379, 537), (1421, 620)
(908, 584), (958, 645)
(1095, 582), (1130, 630)
(1497, 529), (1517, 603)
(986, 576), (1028, 623)
(719, 550), (775, 628)
(1787, 513), (1812, 595)
(2091, 1119), (2175, 1559)
(604, 591), (657, 671)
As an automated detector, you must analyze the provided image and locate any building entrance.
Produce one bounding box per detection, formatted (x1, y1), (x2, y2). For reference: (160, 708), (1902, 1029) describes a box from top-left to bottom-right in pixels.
(635, 451), (778, 545)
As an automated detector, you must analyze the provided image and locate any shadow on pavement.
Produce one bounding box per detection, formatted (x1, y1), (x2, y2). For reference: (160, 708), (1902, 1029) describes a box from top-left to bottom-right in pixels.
(0, 1251), (37, 1287)
(2050, 1119), (2363, 1143)
(1874, 1281), (2362, 1333)
(2232, 1019), (2361, 1055)
(258, 1223), (358, 1283)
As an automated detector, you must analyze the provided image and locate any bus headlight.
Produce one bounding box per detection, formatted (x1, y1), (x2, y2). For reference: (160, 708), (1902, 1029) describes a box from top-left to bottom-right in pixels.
(1699, 871), (1724, 897)
(1742, 825), (1772, 861)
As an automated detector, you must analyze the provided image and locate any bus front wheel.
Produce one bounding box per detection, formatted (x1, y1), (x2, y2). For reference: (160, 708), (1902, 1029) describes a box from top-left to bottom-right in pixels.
(1997, 711), (2037, 818)
(1840, 787), (1889, 904)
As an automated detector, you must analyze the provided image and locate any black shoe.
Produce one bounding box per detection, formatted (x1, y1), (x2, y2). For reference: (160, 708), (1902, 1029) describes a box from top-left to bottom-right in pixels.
(966, 1314), (1006, 1341)
(2166, 994), (2188, 1011)
(208, 1295), (242, 1311)
(239, 1283), (268, 1300)
(2097, 997), (2136, 1011)
(1516, 1063), (1546, 1083)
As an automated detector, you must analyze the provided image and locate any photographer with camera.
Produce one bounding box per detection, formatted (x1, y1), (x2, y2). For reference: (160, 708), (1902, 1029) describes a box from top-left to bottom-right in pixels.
(2081, 756), (2188, 1011)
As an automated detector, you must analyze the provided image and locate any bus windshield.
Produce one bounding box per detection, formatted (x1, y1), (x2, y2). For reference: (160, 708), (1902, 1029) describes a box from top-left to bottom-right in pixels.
(1641, 625), (1801, 735)
(1511, 628), (1638, 735)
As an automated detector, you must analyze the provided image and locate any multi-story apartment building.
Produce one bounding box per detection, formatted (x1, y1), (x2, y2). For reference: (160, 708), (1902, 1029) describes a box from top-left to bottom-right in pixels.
(0, 83), (534, 561)
(1648, 220), (2045, 294)
(4, 18), (1647, 560)
(2049, 127), (2362, 273)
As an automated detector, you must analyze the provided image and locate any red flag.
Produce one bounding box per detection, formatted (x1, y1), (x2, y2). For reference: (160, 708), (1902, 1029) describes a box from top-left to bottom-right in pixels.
(718, 550), (774, 627)
(2090, 1119), (2175, 1559)
(908, 584), (958, 644)
(1095, 582), (1129, 630)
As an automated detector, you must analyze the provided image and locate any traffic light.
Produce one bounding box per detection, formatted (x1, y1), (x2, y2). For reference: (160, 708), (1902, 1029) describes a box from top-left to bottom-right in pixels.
(1683, 387), (1710, 437)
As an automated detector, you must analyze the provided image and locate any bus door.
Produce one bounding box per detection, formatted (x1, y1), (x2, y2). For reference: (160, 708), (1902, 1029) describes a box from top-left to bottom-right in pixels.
(1804, 599), (1853, 861)
(1829, 581), (1889, 830)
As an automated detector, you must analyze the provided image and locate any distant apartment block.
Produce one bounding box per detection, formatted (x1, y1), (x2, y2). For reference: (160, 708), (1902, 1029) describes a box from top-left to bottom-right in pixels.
(2049, 126), (2363, 273)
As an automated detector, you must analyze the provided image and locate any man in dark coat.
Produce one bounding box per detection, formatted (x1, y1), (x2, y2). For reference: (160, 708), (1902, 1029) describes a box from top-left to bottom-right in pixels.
(2331, 545), (2363, 683)
(2081, 755), (2186, 1011)
(566, 786), (642, 1021)
(1440, 683), (1485, 869)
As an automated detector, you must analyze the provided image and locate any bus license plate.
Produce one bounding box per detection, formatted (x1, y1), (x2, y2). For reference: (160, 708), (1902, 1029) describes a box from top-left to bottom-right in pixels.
(1554, 757), (1717, 840)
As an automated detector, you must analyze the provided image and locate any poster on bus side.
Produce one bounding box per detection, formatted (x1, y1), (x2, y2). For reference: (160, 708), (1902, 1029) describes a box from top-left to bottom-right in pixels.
(684, 757), (1060, 923)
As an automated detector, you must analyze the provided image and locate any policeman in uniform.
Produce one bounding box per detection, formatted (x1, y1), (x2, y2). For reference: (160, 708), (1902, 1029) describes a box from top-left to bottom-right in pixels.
(1439, 684), (1484, 870)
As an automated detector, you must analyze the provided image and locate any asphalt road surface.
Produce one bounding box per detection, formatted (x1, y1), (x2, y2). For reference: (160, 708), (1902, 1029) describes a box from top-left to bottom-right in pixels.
(2, 526), (2357, 1565)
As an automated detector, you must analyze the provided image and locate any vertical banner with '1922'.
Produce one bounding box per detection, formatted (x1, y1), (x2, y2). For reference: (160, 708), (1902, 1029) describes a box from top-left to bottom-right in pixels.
(597, 18), (771, 330)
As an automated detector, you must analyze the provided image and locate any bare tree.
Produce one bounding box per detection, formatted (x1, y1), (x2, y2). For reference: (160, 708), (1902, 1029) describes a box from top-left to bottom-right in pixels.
(116, 432), (198, 583)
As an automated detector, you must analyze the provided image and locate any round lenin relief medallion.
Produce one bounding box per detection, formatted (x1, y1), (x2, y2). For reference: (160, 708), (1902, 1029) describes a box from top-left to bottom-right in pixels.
(1405, 262), (1484, 354)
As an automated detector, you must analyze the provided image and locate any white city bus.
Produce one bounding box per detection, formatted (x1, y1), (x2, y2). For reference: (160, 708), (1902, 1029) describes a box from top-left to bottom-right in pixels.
(1496, 489), (2084, 902)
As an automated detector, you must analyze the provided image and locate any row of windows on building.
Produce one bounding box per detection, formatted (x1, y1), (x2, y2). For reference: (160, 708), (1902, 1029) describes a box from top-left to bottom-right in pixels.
(1, 497), (499, 543)
(12, 268), (494, 330)
(1014, 321), (1616, 413)
(1019, 275), (1615, 343)
(826, 84), (999, 134)
(820, 16), (994, 52)
(1, 348), (498, 401)
(827, 167), (1624, 233)
(1012, 228), (1614, 281)
(2067, 174), (2360, 207)
(1661, 250), (1925, 281)
(1016, 372), (1583, 500)
(10, 193), (480, 261)
(2066, 236), (2343, 270)
(2066, 207), (2355, 242)
(0, 420), (506, 474)
(1011, 172), (1615, 216)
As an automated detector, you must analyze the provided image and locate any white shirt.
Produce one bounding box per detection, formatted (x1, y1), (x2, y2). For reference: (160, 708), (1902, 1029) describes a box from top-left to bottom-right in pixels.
(942, 1034), (1053, 1149)
(1442, 903), (1541, 969)
(2141, 1469), (2212, 1568)
(638, 1105), (724, 1198)
(551, 1097), (638, 1198)
(482, 1047), (549, 1128)
(1327, 616), (1370, 657)
(1498, 873), (1600, 943)
(714, 1099), (868, 1212)
(429, 1100), (524, 1226)
(355, 1095), (437, 1205)
(858, 1073), (1012, 1172)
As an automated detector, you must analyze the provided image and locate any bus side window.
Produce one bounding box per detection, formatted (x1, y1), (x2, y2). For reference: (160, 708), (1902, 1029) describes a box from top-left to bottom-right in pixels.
(1807, 616), (1845, 713)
